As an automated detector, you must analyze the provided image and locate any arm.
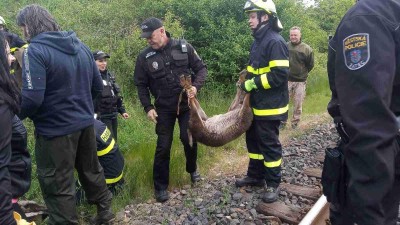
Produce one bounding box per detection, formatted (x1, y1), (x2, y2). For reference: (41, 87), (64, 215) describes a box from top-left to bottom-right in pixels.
(133, 55), (154, 113)
(253, 40), (289, 90)
(335, 16), (398, 225)
(306, 46), (314, 72)
(187, 43), (207, 91)
(18, 46), (46, 120)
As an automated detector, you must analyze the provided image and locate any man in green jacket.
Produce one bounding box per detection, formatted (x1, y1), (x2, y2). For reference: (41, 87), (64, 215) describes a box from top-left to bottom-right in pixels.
(286, 26), (314, 129)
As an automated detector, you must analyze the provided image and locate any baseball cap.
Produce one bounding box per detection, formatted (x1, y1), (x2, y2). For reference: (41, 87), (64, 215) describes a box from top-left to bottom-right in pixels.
(140, 17), (163, 38)
(92, 50), (110, 60)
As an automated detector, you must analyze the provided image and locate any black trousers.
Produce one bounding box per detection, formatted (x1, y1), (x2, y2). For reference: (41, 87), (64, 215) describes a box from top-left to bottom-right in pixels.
(0, 144), (17, 225)
(153, 110), (197, 191)
(246, 120), (282, 188)
(35, 125), (112, 225)
(100, 115), (118, 142)
(330, 154), (400, 225)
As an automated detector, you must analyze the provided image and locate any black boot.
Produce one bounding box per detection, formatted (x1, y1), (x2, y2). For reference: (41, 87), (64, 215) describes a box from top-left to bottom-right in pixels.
(235, 176), (265, 187)
(90, 193), (115, 225)
(262, 186), (280, 203)
(190, 171), (201, 183)
(155, 190), (169, 202)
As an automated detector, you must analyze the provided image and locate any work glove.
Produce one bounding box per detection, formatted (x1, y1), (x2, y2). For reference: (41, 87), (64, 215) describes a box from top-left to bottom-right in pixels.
(147, 109), (158, 124)
(240, 78), (257, 93)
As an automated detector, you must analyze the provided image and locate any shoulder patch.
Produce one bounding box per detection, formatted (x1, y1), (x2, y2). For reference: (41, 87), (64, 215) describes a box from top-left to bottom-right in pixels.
(343, 33), (369, 70)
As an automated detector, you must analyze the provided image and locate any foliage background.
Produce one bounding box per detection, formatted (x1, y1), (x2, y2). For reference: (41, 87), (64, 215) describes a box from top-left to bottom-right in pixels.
(1, 0), (354, 218)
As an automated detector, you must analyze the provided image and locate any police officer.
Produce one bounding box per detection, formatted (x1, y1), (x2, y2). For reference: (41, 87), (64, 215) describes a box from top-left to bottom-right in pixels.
(93, 50), (129, 142)
(235, 0), (289, 204)
(326, 0), (400, 224)
(134, 17), (207, 202)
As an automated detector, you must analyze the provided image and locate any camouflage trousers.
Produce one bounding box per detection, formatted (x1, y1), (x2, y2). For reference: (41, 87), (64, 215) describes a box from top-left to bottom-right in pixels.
(288, 81), (307, 126)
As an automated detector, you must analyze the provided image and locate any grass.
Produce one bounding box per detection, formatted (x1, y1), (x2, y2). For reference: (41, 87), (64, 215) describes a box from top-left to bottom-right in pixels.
(22, 52), (331, 223)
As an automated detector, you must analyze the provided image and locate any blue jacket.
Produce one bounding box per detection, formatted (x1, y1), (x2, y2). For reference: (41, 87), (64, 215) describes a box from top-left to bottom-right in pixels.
(246, 23), (289, 121)
(19, 31), (103, 137)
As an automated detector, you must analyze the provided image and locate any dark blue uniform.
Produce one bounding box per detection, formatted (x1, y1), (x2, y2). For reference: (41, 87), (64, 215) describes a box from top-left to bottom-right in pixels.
(327, 0), (400, 224)
(245, 23), (289, 188)
(134, 37), (207, 192)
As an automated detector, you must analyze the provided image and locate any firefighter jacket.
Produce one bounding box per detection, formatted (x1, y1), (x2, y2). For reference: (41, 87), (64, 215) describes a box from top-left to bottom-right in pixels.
(95, 70), (126, 117)
(327, 0), (400, 224)
(246, 23), (289, 121)
(134, 38), (207, 113)
(287, 41), (314, 82)
(94, 120), (124, 184)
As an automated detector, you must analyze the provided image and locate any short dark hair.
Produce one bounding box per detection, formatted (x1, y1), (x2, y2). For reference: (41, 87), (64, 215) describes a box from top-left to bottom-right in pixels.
(16, 4), (60, 40)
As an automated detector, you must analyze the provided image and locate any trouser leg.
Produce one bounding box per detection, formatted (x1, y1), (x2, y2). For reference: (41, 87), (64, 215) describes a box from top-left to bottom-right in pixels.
(291, 82), (306, 125)
(383, 152), (400, 225)
(329, 203), (355, 225)
(257, 120), (282, 187)
(246, 121), (265, 180)
(153, 113), (175, 191)
(178, 110), (197, 173)
(0, 144), (17, 225)
(75, 125), (111, 205)
(35, 133), (79, 225)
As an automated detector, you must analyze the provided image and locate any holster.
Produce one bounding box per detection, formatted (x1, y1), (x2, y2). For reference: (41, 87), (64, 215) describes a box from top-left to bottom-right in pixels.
(321, 141), (347, 206)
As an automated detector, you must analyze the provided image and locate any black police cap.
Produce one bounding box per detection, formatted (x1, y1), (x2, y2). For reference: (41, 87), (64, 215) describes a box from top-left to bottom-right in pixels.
(140, 17), (163, 38)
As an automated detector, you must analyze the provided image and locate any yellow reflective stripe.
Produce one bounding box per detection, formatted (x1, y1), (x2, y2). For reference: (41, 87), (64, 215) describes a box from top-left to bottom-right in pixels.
(249, 153), (264, 160)
(264, 158), (282, 168)
(10, 69), (15, 75)
(97, 138), (115, 156)
(253, 105), (289, 116)
(247, 65), (270, 75)
(10, 47), (18, 53)
(269, 60), (289, 68)
(246, 60), (289, 75)
(21, 44), (29, 49)
(105, 171), (123, 184)
(260, 74), (270, 89)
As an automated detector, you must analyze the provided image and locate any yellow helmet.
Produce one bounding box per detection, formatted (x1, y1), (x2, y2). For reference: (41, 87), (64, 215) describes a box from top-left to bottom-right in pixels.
(244, 0), (276, 14)
(243, 0), (283, 31)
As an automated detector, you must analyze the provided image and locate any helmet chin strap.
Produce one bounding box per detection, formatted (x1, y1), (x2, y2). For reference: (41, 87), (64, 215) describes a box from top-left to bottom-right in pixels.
(253, 11), (268, 33)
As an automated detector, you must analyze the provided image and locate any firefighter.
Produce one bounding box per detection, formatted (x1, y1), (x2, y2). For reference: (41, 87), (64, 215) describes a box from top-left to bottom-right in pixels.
(93, 50), (129, 142)
(326, 0), (400, 224)
(235, 0), (289, 204)
(134, 17), (207, 202)
(76, 119), (124, 204)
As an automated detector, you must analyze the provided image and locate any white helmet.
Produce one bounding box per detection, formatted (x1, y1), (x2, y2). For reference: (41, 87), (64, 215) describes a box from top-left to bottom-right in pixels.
(0, 16), (6, 26)
(243, 0), (283, 31)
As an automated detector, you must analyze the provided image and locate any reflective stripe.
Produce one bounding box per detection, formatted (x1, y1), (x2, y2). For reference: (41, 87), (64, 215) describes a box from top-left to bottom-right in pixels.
(269, 60), (289, 68)
(247, 65), (270, 75)
(260, 74), (270, 89)
(97, 138), (115, 156)
(246, 60), (289, 75)
(10, 44), (28, 54)
(10, 47), (18, 53)
(105, 171), (123, 184)
(253, 105), (289, 116)
(249, 153), (264, 160)
(10, 69), (15, 75)
(264, 158), (282, 168)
